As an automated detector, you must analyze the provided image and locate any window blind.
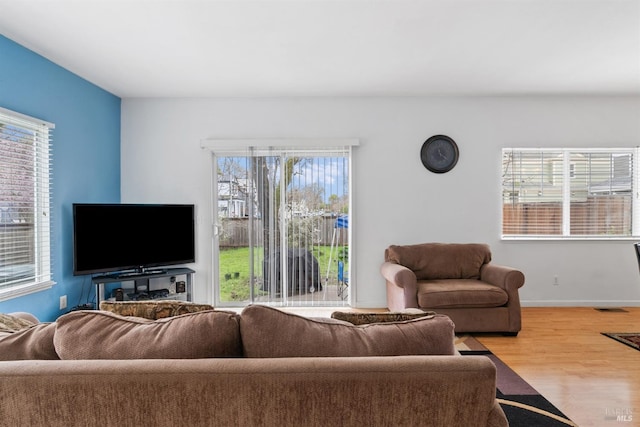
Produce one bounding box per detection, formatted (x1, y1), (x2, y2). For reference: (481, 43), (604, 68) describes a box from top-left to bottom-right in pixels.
(502, 148), (636, 239)
(0, 107), (54, 298)
(208, 141), (354, 307)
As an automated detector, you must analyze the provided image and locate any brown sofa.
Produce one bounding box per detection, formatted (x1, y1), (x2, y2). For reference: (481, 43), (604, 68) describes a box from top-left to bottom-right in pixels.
(381, 243), (525, 335)
(0, 305), (508, 427)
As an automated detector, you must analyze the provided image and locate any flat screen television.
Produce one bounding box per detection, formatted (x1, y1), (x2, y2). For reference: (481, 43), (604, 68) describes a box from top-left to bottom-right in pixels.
(73, 203), (195, 276)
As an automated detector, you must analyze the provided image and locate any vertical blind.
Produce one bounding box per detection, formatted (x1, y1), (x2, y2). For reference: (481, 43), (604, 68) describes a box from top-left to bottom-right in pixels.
(209, 141), (353, 307)
(0, 107), (54, 294)
(502, 148), (636, 238)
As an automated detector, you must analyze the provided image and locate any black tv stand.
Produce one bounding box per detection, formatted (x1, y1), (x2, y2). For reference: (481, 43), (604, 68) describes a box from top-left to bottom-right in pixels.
(114, 269), (167, 278)
(92, 267), (194, 306)
(113, 270), (169, 293)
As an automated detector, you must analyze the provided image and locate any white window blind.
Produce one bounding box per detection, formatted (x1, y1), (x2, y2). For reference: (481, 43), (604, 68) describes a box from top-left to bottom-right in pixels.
(0, 107), (55, 300)
(502, 148), (637, 239)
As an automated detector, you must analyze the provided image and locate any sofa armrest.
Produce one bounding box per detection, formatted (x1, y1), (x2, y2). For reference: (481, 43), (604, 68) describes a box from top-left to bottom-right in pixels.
(381, 262), (418, 310)
(480, 263), (525, 292)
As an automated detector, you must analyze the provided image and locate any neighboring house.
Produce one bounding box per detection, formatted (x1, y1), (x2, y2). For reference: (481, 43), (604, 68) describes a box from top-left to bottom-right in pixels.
(217, 175), (252, 218)
(503, 152), (632, 204)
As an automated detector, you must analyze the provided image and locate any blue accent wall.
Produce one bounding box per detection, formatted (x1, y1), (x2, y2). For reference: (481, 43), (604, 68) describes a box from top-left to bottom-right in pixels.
(0, 35), (121, 321)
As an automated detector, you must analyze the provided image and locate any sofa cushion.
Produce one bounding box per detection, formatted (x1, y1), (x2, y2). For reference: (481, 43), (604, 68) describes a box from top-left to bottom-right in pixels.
(54, 309), (242, 359)
(99, 300), (214, 320)
(418, 280), (509, 309)
(240, 305), (456, 357)
(0, 323), (58, 360)
(385, 243), (491, 280)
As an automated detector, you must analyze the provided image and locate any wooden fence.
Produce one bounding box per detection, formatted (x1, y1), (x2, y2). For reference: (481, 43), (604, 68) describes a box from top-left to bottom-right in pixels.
(503, 195), (632, 235)
(218, 217), (348, 248)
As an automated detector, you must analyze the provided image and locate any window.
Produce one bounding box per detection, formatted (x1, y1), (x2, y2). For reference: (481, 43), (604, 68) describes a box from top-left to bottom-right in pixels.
(203, 139), (356, 307)
(0, 107), (54, 300)
(502, 148), (637, 239)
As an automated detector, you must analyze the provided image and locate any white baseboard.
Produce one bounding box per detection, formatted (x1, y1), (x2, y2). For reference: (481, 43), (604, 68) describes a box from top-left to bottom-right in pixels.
(521, 300), (640, 307)
(351, 299), (640, 308)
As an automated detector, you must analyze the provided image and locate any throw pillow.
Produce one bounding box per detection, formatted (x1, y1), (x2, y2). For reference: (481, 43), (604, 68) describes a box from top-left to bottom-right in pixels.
(330, 310), (436, 325)
(54, 309), (242, 359)
(0, 313), (36, 333)
(99, 300), (215, 320)
(0, 322), (59, 360)
(240, 305), (456, 358)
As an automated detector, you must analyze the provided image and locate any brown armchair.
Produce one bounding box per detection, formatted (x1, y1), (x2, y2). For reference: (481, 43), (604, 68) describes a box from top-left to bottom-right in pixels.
(381, 243), (525, 335)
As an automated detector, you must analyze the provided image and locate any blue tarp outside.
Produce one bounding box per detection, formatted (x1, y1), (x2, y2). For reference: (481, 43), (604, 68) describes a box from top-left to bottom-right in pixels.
(334, 215), (348, 229)
(325, 215), (349, 296)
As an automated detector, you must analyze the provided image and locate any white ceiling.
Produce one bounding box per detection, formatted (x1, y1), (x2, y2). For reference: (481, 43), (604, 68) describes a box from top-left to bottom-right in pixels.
(1, 0), (639, 98)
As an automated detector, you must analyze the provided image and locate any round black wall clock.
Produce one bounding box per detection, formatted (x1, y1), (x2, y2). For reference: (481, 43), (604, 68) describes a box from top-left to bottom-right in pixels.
(420, 135), (459, 173)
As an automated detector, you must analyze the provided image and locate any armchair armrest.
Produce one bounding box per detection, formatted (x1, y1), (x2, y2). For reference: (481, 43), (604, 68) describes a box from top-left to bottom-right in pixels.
(480, 264), (525, 292)
(380, 262), (418, 310)
(480, 263), (525, 333)
(380, 262), (417, 288)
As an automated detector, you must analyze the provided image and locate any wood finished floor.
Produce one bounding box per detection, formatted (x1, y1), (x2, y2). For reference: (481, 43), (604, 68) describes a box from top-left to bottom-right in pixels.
(476, 307), (640, 427)
(287, 306), (638, 426)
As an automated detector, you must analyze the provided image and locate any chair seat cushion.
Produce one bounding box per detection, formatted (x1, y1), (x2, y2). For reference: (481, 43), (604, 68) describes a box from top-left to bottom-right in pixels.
(417, 280), (508, 309)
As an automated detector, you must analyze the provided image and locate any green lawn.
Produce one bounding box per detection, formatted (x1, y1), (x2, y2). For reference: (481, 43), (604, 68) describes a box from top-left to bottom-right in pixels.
(218, 245), (348, 302)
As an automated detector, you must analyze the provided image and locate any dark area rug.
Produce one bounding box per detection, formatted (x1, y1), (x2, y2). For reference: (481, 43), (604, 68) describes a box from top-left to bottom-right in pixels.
(601, 332), (640, 351)
(456, 336), (577, 427)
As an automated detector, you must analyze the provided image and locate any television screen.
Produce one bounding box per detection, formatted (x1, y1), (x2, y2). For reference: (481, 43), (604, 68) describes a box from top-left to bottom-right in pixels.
(73, 203), (195, 276)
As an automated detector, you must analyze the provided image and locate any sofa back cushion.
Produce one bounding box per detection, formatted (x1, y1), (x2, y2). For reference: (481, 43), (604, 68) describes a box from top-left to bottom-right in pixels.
(54, 310), (242, 359)
(0, 323), (58, 360)
(240, 305), (456, 357)
(385, 243), (491, 280)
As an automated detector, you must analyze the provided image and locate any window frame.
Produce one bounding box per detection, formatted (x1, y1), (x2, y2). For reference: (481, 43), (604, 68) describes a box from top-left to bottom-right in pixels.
(501, 147), (639, 241)
(0, 107), (55, 301)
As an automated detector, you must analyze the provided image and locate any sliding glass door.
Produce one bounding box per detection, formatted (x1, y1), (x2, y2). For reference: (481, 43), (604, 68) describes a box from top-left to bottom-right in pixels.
(212, 145), (351, 307)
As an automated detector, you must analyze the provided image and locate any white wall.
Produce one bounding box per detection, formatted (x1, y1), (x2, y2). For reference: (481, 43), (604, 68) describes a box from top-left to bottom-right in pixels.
(121, 96), (640, 308)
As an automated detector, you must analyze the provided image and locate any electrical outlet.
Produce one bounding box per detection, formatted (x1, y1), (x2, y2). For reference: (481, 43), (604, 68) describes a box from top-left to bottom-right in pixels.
(59, 295), (67, 310)
(553, 276), (559, 286)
